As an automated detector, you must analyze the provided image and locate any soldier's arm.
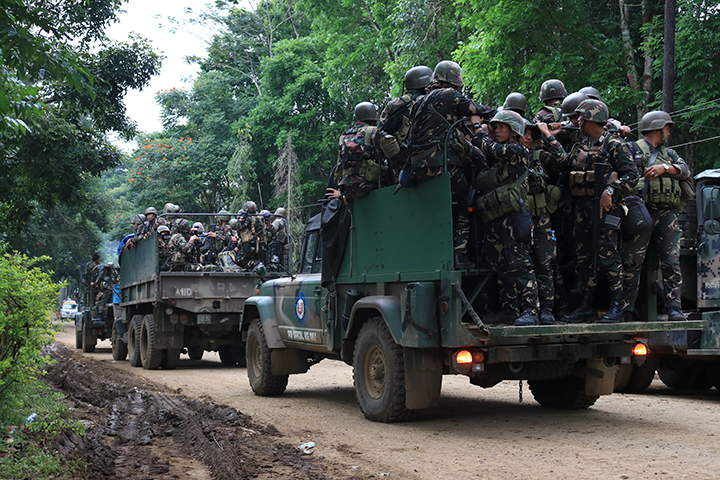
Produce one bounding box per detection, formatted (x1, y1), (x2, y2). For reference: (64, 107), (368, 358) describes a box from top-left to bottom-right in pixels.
(537, 135), (567, 169)
(472, 132), (529, 168)
(666, 149), (692, 179)
(607, 138), (639, 198)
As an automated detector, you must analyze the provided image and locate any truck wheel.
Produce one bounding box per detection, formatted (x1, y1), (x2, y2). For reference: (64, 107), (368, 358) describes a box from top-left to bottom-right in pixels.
(529, 375), (599, 410)
(246, 318), (288, 396)
(219, 345), (247, 367)
(187, 347), (204, 361)
(615, 355), (658, 394)
(353, 317), (411, 423)
(127, 315), (142, 367)
(658, 357), (713, 390)
(111, 321), (128, 361)
(161, 349), (181, 370)
(82, 318), (96, 353)
(613, 365), (632, 391)
(140, 314), (163, 370)
(75, 325), (82, 349)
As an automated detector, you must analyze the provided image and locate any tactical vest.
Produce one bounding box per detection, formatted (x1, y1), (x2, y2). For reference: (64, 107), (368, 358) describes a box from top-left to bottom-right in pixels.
(377, 94), (416, 160)
(525, 150), (550, 217)
(632, 139), (683, 208)
(335, 124), (380, 181)
(568, 135), (618, 197)
(474, 161), (529, 224)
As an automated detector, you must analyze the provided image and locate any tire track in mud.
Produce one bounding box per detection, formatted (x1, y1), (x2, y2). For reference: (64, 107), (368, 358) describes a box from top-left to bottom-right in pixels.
(43, 344), (364, 480)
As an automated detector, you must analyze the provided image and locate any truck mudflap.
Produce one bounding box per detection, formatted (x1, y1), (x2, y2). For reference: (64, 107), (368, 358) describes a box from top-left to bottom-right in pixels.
(243, 296), (285, 349)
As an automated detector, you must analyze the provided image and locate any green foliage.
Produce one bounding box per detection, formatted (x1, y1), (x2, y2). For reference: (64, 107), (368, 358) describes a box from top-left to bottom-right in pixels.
(0, 248), (62, 399)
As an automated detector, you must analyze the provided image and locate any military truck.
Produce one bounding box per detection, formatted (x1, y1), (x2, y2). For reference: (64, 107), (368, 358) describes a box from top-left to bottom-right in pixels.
(75, 263), (121, 354)
(615, 170), (720, 393)
(240, 173), (704, 422)
(118, 227), (283, 370)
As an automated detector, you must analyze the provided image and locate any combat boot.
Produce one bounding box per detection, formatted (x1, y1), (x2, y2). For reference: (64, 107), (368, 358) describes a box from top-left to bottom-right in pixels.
(562, 289), (595, 323)
(667, 303), (686, 321)
(514, 311), (539, 326)
(599, 292), (624, 323)
(539, 307), (555, 325)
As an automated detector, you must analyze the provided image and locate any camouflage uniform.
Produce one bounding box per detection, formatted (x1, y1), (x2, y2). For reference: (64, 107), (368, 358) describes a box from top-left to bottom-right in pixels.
(533, 102), (563, 124)
(409, 87), (492, 262)
(334, 121), (381, 199)
(165, 233), (196, 271)
(93, 264), (118, 320)
(622, 139), (691, 317)
(237, 214), (266, 269)
(472, 130), (538, 320)
(268, 216), (287, 267)
(373, 91), (425, 174)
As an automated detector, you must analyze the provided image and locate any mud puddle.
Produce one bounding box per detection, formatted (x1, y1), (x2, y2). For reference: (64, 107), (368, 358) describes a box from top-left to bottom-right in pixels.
(43, 344), (365, 479)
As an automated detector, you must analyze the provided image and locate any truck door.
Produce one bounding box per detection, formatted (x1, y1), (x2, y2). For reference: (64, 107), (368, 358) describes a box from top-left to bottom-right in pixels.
(697, 175), (720, 309)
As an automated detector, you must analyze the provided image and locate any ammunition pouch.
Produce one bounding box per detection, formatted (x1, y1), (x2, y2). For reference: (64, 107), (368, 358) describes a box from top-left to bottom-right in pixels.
(475, 163), (504, 195)
(341, 161), (380, 183)
(526, 191), (548, 217)
(569, 170), (618, 197)
(545, 184), (562, 214)
(639, 176), (683, 209)
(475, 172), (529, 224)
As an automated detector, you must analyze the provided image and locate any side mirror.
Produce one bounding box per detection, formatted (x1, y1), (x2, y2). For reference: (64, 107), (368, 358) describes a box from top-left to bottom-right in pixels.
(702, 186), (720, 220)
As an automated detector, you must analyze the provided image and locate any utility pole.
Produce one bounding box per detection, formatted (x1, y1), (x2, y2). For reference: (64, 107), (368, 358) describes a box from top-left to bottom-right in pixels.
(662, 0), (676, 118)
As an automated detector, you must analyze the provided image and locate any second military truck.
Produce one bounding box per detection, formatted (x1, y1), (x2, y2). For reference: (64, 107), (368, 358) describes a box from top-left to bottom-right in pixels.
(240, 173), (704, 422)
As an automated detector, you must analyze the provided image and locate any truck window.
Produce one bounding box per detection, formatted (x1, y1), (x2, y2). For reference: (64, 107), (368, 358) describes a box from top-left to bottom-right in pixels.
(301, 232), (318, 273)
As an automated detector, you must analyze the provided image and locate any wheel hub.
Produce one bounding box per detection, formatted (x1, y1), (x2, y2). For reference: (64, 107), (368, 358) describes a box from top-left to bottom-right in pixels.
(364, 345), (386, 400)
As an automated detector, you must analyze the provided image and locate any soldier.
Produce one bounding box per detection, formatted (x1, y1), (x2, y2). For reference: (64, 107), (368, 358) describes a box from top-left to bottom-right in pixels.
(503, 92), (528, 118)
(157, 225), (171, 267)
(144, 207), (160, 230)
(533, 79), (567, 124)
(622, 111), (692, 321)
(164, 219), (199, 271)
(210, 210), (240, 271)
(556, 91), (589, 151)
(125, 214), (147, 250)
(562, 99), (639, 323)
(471, 110), (539, 326)
(268, 207), (288, 267)
(237, 201), (266, 269)
(83, 253), (101, 308)
(334, 101), (383, 199)
(518, 119), (568, 324)
(407, 60), (494, 269)
(93, 263), (119, 320)
(373, 65), (433, 175)
(164, 204), (182, 234)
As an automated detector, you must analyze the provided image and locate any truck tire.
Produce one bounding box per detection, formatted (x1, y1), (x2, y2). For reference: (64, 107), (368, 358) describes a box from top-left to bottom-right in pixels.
(614, 355), (658, 394)
(161, 349), (181, 370)
(219, 345), (247, 367)
(353, 318), (411, 423)
(187, 347), (204, 361)
(658, 357), (713, 390)
(82, 318), (96, 353)
(127, 315), (142, 367)
(75, 325), (82, 349)
(140, 314), (163, 370)
(528, 375), (599, 410)
(111, 321), (128, 361)
(246, 318), (288, 396)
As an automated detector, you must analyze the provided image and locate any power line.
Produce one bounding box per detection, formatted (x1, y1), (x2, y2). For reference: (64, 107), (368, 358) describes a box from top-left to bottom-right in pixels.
(672, 134), (720, 149)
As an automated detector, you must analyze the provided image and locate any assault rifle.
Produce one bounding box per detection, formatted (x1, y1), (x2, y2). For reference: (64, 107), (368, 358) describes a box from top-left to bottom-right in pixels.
(592, 162), (611, 275)
(206, 224), (217, 265)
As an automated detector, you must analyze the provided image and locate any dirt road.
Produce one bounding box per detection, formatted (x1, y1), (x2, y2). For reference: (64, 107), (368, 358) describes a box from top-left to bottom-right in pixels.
(53, 321), (720, 479)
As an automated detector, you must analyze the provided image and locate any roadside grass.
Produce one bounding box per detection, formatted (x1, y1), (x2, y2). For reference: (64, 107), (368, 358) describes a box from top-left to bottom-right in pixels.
(0, 377), (83, 480)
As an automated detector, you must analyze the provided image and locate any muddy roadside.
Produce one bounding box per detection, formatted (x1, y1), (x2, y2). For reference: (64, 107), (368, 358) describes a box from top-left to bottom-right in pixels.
(42, 344), (369, 480)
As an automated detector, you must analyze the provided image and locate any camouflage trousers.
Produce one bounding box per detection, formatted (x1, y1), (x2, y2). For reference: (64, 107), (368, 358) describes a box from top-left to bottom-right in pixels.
(449, 165), (470, 256)
(483, 213), (539, 314)
(573, 199), (623, 294)
(621, 205), (681, 312)
(531, 213), (556, 310)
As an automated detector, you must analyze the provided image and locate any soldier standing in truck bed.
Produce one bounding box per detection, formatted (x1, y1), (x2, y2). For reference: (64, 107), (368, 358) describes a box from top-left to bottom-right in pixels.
(621, 111), (692, 322)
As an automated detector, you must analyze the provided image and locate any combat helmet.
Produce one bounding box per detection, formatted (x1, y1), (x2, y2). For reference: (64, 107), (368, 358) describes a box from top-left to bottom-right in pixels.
(404, 65), (433, 91)
(562, 92), (589, 117)
(243, 201), (257, 214)
(191, 222), (204, 232)
(261, 209), (271, 216)
(132, 214), (146, 225)
(431, 60), (463, 88)
(539, 79), (568, 102)
(353, 102), (379, 123)
(503, 92), (528, 116)
(144, 206), (158, 216)
(162, 203), (174, 214)
(639, 111), (674, 133)
(579, 86), (602, 101)
(575, 99), (609, 123)
(216, 210), (231, 222)
(176, 219), (191, 233)
(490, 110), (525, 137)
(157, 225), (170, 235)
(274, 207), (287, 217)
(228, 218), (238, 228)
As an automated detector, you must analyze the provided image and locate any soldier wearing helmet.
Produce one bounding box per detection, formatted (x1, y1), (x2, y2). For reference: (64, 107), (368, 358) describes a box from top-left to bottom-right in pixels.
(470, 110), (538, 326)
(332, 101), (383, 200)
(372, 65), (433, 175)
(162, 204), (182, 235)
(407, 60), (494, 270)
(207, 210), (240, 271)
(621, 111), (691, 322)
(125, 213), (148, 250)
(267, 207), (289, 268)
(534, 79), (568, 124)
(164, 219), (199, 271)
(562, 99), (638, 324)
(503, 92), (528, 117)
(157, 225), (171, 266)
(235, 202), (267, 269)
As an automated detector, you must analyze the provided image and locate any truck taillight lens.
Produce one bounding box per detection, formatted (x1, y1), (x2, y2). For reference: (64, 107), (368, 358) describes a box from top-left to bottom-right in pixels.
(441, 302), (448, 314)
(456, 350), (473, 365)
(633, 342), (648, 356)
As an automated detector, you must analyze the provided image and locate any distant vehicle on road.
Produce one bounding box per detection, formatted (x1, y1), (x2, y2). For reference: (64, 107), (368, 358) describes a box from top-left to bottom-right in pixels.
(60, 300), (78, 319)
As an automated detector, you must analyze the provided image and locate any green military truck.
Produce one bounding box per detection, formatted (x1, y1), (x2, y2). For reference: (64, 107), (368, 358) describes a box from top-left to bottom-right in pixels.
(240, 173), (705, 422)
(615, 170), (720, 392)
(118, 228), (283, 370)
(75, 263), (120, 354)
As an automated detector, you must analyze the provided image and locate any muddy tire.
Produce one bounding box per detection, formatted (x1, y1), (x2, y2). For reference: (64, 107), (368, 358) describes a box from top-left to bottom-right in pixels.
(128, 315), (142, 367)
(614, 364), (633, 391)
(111, 321), (128, 361)
(161, 349), (181, 370)
(140, 314), (162, 370)
(529, 375), (599, 410)
(616, 356), (658, 393)
(246, 319), (288, 396)
(187, 346), (204, 361)
(353, 317), (411, 423)
(75, 325), (82, 349)
(82, 318), (96, 353)
(658, 357), (713, 390)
